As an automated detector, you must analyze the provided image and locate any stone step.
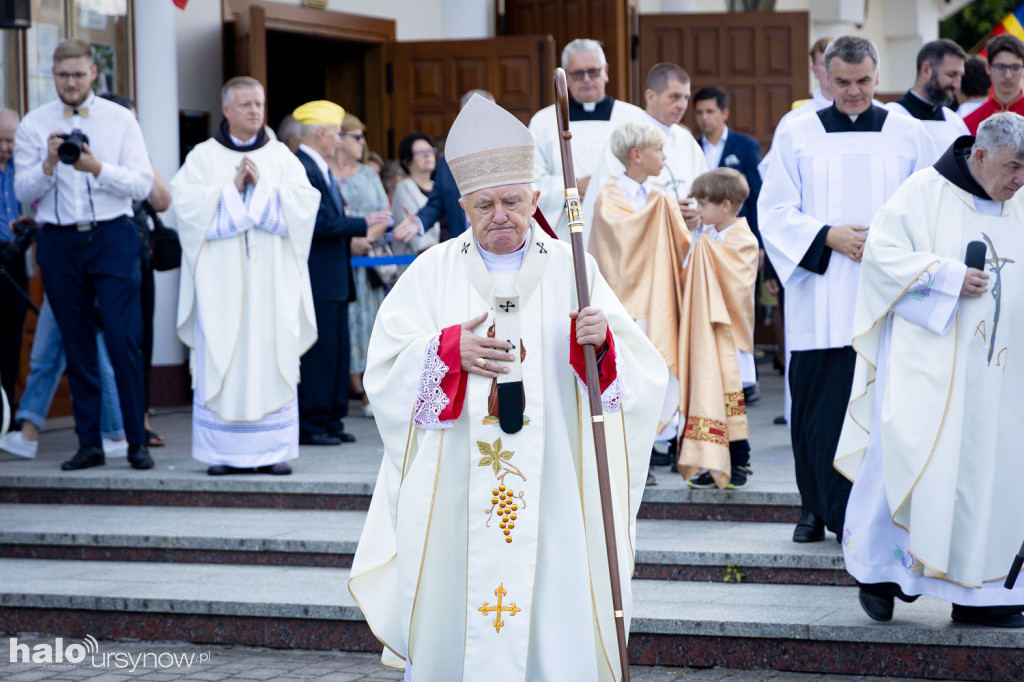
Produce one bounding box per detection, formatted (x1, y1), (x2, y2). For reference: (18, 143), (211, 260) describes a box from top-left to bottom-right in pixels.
(0, 504), (849, 585)
(0, 468), (801, 522)
(0, 558), (1019, 680)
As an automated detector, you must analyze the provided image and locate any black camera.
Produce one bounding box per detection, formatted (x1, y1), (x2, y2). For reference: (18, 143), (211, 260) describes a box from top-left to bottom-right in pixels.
(57, 129), (89, 164)
(1, 217), (37, 267)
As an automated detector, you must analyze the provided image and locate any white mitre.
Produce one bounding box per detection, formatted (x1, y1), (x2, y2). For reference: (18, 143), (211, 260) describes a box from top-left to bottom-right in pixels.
(446, 94), (535, 196)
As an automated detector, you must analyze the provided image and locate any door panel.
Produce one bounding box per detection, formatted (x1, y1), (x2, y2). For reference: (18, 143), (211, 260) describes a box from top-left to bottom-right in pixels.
(233, 5), (267, 87)
(392, 35), (556, 143)
(500, 0), (632, 103)
(638, 11), (808, 151)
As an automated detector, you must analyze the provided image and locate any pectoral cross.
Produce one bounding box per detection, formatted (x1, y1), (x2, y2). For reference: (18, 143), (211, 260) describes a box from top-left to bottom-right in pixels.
(477, 583), (521, 633)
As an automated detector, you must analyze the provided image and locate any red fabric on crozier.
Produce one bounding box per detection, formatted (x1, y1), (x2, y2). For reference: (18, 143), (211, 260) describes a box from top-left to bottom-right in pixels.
(533, 208), (558, 240)
(172, 0), (188, 8)
(568, 322), (616, 393)
(436, 324), (467, 421)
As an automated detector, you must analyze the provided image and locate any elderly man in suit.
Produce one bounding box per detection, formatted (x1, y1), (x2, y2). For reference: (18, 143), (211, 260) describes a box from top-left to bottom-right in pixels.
(293, 100), (390, 447)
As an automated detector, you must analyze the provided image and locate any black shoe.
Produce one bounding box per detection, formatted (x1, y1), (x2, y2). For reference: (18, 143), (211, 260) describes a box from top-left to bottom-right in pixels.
(300, 432), (342, 446)
(951, 604), (1024, 628)
(726, 466), (748, 490)
(649, 439), (675, 466)
(61, 446), (105, 470)
(257, 462), (293, 475)
(858, 586), (894, 622)
(792, 509), (825, 543)
(743, 384), (760, 405)
(337, 431), (356, 443)
(773, 415), (787, 425)
(686, 470), (717, 489)
(128, 444), (154, 470)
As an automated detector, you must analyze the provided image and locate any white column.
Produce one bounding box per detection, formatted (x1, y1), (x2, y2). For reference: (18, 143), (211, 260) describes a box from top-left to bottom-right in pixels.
(134, 1), (186, 367)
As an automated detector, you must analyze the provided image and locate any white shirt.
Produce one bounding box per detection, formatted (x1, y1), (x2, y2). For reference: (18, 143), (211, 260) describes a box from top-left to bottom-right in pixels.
(614, 173), (654, 211)
(298, 143), (331, 185)
(701, 125), (729, 170)
(14, 92), (153, 225)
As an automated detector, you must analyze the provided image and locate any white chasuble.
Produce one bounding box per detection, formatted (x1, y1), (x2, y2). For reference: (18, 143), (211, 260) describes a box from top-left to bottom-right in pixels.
(836, 167), (1024, 602)
(758, 107), (934, 351)
(172, 135), (319, 423)
(349, 232), (668, 680)
(529, 100), (644, 241)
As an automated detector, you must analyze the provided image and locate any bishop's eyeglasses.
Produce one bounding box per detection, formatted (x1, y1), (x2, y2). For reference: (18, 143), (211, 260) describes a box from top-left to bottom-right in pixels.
(567, 67), (604, 81)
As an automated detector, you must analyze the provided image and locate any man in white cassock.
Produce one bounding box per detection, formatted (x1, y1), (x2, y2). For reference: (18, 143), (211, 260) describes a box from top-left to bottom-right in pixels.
(582, 62), (706, 249)
(758, 36), (934, 544)
(836, 112), (1024, 628)
(348, 95), (668, 681)
(886, 39), (969, 162)
(172, 77), (319, 476)
(529, 38), (643, 240)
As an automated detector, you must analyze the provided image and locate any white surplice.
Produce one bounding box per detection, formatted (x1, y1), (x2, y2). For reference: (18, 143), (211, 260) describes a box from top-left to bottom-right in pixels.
(886, 99), (969, 164)
(348, 231), (668, 681)
(581, 111), (708, 248)
(529, 99), (643, 240)
(757, 107), (934, 352)
(171, 133), (319, 465)
(836, 167), (1024, 603)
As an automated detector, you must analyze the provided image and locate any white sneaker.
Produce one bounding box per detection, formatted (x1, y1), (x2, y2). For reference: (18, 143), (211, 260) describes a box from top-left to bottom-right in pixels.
(362, 403), (374, 418)
(0, 431), (38, 459)
(103, 438), (128, 457)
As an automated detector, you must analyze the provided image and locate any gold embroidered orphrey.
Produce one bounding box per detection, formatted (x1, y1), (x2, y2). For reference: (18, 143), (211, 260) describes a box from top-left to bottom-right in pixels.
(477, 582), (522, 633)
(725, 391), (746, 417)
(478, 438), (526, 543)
(683, 415), (729, 447)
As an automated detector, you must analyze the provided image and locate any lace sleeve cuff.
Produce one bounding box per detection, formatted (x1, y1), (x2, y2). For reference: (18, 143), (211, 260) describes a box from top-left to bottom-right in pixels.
(412, 325), (466, 429)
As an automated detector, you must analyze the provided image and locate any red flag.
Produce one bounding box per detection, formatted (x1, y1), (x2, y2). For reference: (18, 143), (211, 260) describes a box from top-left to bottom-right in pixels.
(172, 0), (188, 8)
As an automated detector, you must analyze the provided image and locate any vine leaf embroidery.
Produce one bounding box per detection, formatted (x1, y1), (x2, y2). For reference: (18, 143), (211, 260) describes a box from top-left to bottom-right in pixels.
(476, 438), (526, 483)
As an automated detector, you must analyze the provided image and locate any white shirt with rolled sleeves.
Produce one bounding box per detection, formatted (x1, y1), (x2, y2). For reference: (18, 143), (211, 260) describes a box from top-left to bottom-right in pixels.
(13, 92), (153, 224)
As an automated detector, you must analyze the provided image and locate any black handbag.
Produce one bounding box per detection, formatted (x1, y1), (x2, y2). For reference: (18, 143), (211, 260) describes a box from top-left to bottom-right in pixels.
(142, 201), (182, 272)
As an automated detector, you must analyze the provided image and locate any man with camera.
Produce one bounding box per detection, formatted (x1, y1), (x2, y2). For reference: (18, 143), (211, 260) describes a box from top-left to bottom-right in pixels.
(0, 108), (28, 416)
(14, 38), (154, 471)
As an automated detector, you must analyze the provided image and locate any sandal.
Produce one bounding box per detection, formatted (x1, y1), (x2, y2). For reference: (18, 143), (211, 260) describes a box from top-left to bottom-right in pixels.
(145, 428), (166, 447)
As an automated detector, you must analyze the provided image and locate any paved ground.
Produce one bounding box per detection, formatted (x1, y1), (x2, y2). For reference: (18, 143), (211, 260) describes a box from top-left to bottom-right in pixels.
(0, 634), (935, 681)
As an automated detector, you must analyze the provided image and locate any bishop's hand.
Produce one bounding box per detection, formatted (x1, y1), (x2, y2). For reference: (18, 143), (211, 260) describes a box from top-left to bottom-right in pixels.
(460, 312), (515, 378)
(570, 307), (608, 348)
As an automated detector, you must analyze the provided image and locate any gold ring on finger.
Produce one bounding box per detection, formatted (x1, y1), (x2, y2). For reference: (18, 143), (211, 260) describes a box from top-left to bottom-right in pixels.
(474, 357), (487, 369)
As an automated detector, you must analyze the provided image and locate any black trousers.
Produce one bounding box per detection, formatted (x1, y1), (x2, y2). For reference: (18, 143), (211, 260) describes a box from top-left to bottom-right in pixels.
(0, 250), (28, 409)
(298, 299), (350, 437)
(789, 346), (856, 534)
(36, 218), (145, 448)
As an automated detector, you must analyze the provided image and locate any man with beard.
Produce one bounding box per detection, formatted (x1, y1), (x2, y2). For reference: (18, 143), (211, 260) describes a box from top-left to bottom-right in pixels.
(887, 39), (968, 161)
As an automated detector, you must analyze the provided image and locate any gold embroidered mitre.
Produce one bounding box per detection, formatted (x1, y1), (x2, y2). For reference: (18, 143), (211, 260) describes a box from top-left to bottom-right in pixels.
(446, 95), (534, 196)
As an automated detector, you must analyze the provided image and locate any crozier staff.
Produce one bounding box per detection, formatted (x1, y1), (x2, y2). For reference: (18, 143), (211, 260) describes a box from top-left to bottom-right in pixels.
(349, 95), (668, 681)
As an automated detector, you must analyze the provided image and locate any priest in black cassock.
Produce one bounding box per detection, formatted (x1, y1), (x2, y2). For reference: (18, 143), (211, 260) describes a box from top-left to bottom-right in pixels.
(886, 39), (969, 161)
(528, 38), (642, 239)
(758, 36), (934, 544)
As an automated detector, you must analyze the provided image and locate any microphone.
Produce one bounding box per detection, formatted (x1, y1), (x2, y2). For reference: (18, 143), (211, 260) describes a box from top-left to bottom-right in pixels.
(965, 241), (987, 270)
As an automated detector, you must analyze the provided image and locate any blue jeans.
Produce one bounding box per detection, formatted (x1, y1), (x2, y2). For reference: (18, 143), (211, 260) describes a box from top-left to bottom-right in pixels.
(15, 297), (124, 439)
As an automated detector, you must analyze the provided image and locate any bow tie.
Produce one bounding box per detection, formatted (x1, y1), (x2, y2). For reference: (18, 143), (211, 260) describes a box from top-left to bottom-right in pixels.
(63, 106), (88, 118)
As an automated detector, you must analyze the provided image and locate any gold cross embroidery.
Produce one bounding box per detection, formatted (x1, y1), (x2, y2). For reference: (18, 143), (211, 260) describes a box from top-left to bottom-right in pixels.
(477, 582), (521, 633)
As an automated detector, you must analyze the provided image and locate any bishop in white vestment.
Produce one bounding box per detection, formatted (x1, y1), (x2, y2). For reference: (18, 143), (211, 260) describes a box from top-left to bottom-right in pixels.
(836, 114), (1024, 627)
(758, 37), (934, 543)
(349, 96), (668, 680)
(172, 78), (319, 474)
